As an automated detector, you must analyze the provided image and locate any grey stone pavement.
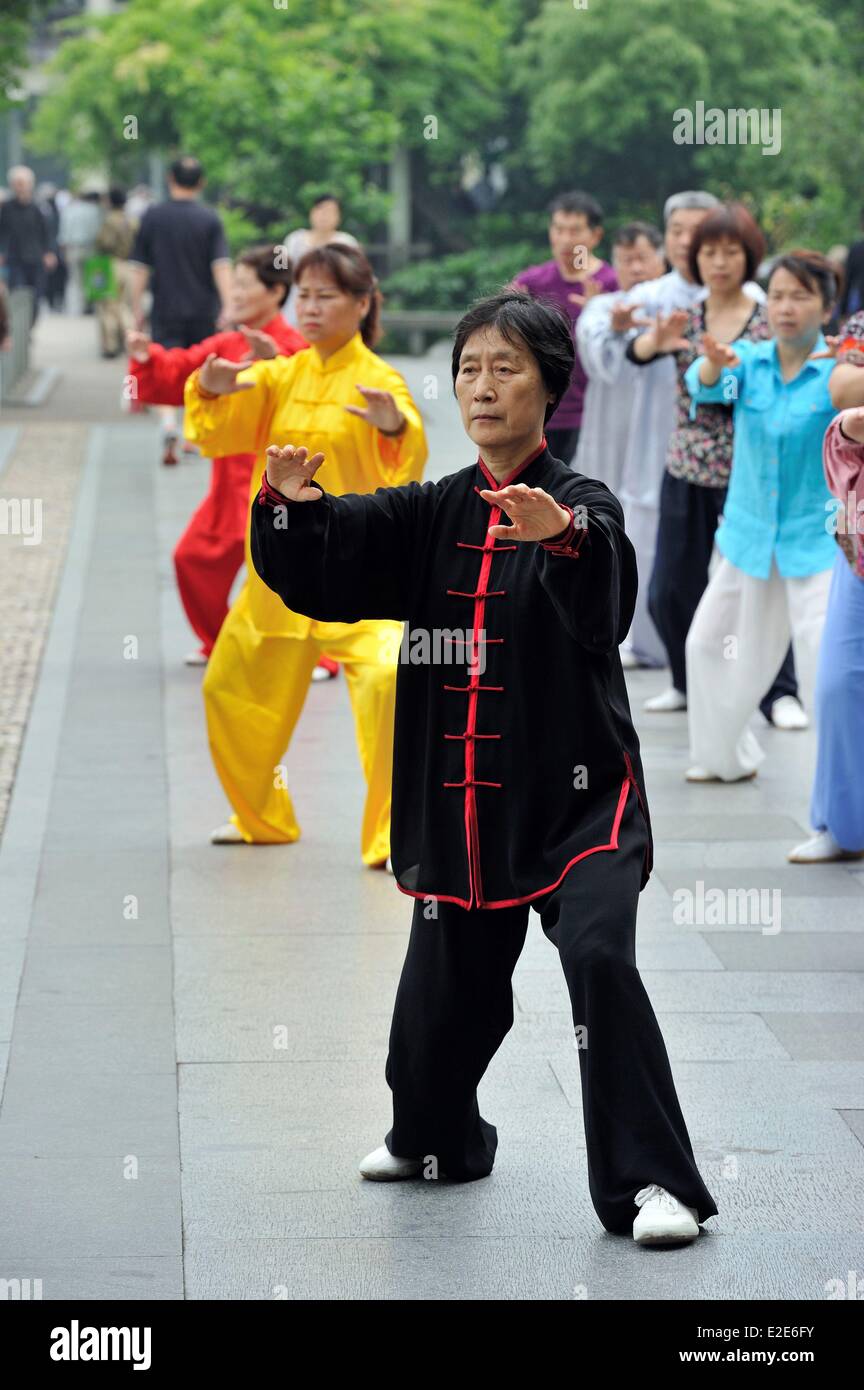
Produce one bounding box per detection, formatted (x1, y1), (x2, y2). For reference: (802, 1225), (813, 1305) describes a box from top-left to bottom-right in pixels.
(0, 314), (863, 1301)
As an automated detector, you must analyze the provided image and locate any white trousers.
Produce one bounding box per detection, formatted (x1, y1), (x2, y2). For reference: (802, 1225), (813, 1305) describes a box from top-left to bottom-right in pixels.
(685, 556), (832, 780)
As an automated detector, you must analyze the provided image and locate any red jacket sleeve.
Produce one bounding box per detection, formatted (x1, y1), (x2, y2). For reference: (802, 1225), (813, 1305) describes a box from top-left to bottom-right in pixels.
(128, 332), (231, 406)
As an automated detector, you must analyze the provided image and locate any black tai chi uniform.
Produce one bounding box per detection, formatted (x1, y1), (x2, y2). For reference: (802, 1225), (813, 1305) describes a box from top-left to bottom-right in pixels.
(251, 436), (718, 1234)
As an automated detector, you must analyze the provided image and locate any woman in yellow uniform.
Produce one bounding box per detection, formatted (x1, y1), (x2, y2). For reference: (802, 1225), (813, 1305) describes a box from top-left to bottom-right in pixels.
(183, 245), (428, 864)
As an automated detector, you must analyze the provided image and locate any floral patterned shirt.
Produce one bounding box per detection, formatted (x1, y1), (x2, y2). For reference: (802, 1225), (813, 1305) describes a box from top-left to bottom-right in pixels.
(630, 300), (770, 488)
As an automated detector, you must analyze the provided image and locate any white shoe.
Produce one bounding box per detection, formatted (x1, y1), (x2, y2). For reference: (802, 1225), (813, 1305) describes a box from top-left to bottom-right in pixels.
(644, 686), (687, 712)
(311, 665), (334, 683)
(210, 821), (246, 844)
(788, 829), (864, 863)
(769, 695), (809, 730)
(633, 1183), (700, 1245)
(685, 765), (757, 783)
(185, 650), (208, 666)
(358, 1144), (423, 1181)
(619, 646), (640, 669)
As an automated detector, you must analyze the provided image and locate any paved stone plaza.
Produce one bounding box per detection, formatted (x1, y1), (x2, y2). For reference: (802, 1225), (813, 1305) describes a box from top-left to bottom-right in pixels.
(0, 316), (862, 1300)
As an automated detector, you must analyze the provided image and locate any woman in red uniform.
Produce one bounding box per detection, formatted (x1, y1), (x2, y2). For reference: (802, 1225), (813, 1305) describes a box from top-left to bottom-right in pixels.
(126, 245), (307, 664)
(251, 290), (718, 1245)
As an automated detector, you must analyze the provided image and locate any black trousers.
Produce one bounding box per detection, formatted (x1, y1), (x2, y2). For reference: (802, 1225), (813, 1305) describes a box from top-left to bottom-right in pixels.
(648, 471), (798, 715)
(150, 314), (217, 350)
(546, 426), (580, 467)
(384, 792), (719, 1234)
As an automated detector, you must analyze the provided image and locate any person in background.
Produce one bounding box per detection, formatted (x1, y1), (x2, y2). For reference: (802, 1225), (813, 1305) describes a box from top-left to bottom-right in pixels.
(513, 191), (618, 466)
(182, 244), (427, 858)
(279, 193), (359, 328)
(94, 187), (135, 358)
(129, 155), (233, 465)
(612, 190), (768, 672)
(127, 246), (307, 665)
(36, 182), (65, 311)
(683, 251), (839, 784)
(59, 187), (102, 316)
(615, 192), (763, 670)
(788, 403), (864, 864)
(574, 220), (666, 493)
(629, 203), (802, 728)
(837, 208), (864, 323)
(125, 184), (154, 228)
(0, 165), (56, 325)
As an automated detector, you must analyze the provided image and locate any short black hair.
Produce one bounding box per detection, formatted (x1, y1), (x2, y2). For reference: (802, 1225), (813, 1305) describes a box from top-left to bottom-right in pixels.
(107, 186), (126, 210)
(613, 220), (663, 250)
(451, 290), (575, 425)
(236, 244), (293, 308)
(768, 250), (837, 308)
(548, 190), (604, 228)
(311, 193), (340, 210)
(169, 156), (204, 188)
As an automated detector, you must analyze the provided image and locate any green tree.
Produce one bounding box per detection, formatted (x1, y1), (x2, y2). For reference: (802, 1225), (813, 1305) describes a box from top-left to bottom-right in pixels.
(515, 0), (860, 245)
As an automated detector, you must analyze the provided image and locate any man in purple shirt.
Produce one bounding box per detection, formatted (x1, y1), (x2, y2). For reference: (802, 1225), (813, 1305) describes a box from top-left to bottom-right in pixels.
(514, 191), (618, 465)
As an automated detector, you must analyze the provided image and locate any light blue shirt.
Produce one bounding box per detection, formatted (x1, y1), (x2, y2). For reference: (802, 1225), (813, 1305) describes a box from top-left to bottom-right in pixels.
(685, 335), (837, 580)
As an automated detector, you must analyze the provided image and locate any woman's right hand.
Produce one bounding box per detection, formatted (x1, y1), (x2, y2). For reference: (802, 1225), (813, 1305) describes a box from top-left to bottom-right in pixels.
(198, 351), (255, 396)
(126, 329), (151, 363)
(264, 444), (326, 501)
(699, 333), (741, 369)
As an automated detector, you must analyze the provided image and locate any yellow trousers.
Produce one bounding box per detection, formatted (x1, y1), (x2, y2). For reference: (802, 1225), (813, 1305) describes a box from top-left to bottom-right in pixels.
(202, 579), (401, 862)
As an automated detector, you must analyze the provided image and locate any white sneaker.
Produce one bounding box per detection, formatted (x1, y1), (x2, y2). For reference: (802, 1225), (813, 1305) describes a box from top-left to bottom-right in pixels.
(185, 650), (208, 666)
(358, 1144), (423, 1181)
(788, 829), (864, 863)
(769, 695), (809, 730)
(210, 821), (246, 844)
(644, 686), (687, 712)
(619, 646), (640, 669)
(633, 1183), (700, 1245)
(686, 765), (757, 783)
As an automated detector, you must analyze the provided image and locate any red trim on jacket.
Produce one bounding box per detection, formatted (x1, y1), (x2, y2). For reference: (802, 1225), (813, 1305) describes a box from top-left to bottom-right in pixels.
(397, 774), (636, 911)
(476, 435), (548, 492)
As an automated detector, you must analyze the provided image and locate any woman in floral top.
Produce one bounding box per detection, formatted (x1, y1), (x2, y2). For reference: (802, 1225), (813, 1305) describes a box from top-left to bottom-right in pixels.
(626, 204), (800, 721)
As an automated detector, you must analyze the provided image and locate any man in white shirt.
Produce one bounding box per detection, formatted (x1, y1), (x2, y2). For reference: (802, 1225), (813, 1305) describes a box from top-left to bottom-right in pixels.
(575, 220), (666, 494)
(612, 191), (766, 668)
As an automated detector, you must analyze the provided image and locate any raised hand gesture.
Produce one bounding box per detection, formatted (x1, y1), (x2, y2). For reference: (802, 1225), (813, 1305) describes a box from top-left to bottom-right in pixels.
(198, 351), (255, 396)
(478, 482), (571, 543)
(698, 333), (741, 369)
(343, 385), (406, 434)
(239, 324), (280, 360)
(264, 444), (326, 502)
(126, 329), (151, 363)
(610, 300), (650, 334)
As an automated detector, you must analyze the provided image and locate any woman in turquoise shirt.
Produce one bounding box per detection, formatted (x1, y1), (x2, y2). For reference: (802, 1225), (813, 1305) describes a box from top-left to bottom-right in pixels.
(683, 251), (838, 782)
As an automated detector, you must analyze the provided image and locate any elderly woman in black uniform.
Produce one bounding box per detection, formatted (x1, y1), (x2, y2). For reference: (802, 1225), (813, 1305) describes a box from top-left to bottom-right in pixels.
(251, 291), (718, 1246)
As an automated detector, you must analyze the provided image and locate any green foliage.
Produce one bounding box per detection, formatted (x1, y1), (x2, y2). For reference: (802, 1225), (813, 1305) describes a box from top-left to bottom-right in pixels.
(381, 243), (539, 310)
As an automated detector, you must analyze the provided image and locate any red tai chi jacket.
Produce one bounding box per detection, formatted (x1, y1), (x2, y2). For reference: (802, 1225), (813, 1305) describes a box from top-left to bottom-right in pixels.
(250, 437), (654, 909)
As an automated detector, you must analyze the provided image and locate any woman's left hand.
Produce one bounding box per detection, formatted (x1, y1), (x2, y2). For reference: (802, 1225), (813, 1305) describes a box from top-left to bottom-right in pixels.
(479, 483), (571, 542)
(344, 385), (405, 434)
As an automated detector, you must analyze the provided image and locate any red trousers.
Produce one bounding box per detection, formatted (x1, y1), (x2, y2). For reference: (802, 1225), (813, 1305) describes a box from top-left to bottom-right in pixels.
(173, 454), (253, 658)
(173, 453), (338, 675)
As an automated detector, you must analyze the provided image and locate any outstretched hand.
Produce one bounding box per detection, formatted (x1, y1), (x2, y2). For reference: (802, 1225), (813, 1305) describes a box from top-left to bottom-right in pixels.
(478, 483), (571, 542)
(126, 329), (151, 363)
(698, 332), (741, 369)
(198, 352), (256, 395)
(344, 385), (405, 434)
(264, 444), (326, 502)
(239, 324), (279, 360)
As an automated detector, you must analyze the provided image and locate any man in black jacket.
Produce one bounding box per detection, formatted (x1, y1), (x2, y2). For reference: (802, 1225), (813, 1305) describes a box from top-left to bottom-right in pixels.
(0, 166), (56, 324)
